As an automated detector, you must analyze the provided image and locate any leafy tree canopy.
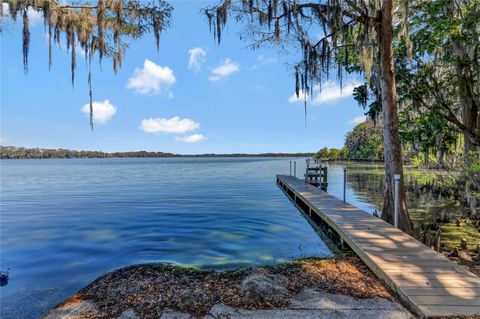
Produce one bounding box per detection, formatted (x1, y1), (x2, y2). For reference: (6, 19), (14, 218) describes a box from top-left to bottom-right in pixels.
(345, 121), (384, 160)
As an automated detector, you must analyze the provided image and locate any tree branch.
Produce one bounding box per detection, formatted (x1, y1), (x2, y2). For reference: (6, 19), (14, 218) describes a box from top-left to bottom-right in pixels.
(294, 2), (378, 25)
(312, 19), (356, 48)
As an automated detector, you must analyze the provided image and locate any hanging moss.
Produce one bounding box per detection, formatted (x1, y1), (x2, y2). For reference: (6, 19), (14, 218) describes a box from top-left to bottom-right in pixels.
(97, 0), (106, 61)
(1, 0), (173, 128)
(274, 19), (280, 41)
(204, 0), (379, 116)
(22, 9), (29, 73)
(295, 67), (300, 98)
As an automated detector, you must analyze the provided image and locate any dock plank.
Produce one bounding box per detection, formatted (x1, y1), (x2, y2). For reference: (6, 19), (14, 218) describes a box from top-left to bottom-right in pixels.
(276, 174), (480, 319)
(419, 305), (480, 318)
(402, 287), (480, 297)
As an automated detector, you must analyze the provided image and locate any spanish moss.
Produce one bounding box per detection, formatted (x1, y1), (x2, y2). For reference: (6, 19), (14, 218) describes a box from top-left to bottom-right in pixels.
(22, 9), (29, 73)
(1, 0), (173, 128)
(204, 0), (380, 112)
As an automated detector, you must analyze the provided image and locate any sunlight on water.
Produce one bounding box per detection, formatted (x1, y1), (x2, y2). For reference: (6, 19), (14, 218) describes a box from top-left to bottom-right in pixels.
(1, 157), (332, 318)
(0, 157), (451, 318)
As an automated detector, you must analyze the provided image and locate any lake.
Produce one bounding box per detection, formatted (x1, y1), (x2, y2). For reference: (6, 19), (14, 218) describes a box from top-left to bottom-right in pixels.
(1, 157), (334, 318)
(0, 157), (451, 318)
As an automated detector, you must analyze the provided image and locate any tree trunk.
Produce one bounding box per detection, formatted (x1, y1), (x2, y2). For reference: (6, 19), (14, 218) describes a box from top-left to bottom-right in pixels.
(449, 7), (479, 152)
(378, 0), (413, 235)
(460, 76), (479, 153)
(437, 147), (444, 168)
(436, 134), (444, 168)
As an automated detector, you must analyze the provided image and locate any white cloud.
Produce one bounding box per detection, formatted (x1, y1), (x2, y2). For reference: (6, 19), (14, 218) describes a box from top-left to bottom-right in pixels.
(140, 116), (200, 134)
(312, 82), (358, 104)
(209, 58), (239, 81)
(127, 59), (176, 95)
(81, 100), (117, 124)
(0, 136), (11, 145)
(188, 47), (206, 73)
(257, 55), (277, 65)
(175, 134), (206, 143)
(288, 90), (309, 104)
(27, 7), (42, 26)
(2, 3), (43, 26)
(349, 115), (366, 124)
(288, 81), (359, 105)
(43, 32), (85, 58)
(251, 55), (278, 70)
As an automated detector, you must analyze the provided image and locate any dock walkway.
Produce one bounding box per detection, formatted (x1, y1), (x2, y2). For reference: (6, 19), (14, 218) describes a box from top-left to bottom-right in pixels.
(277, 174), (480, 318)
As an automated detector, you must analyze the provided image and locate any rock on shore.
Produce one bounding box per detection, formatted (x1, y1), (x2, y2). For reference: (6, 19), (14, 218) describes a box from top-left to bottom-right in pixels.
(44, 256), (414, 319)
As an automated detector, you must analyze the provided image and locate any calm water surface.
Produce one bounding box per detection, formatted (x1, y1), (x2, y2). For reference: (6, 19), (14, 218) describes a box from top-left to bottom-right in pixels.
(0, 157), (450, 318)
(1, 157), (334, 318)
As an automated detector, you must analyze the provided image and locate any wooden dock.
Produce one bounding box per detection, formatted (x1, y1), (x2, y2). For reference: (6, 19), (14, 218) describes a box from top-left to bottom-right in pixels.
(304, 165), (328, 190)
(277, 174), (480, 319)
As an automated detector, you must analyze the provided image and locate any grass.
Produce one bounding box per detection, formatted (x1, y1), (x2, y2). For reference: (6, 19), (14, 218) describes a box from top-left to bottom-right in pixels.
(440, 220), (480, 251)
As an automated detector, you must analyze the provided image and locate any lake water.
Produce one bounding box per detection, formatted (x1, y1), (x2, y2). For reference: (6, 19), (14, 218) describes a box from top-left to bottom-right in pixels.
(0, 157), (450, 318)
(1, 157), (337, 318)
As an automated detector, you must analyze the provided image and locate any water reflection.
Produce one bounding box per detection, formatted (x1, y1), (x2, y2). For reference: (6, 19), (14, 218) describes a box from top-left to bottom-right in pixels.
(0, 158), (469, 319)
(0, 157), (333, 319)
(325, 162), (465, 226)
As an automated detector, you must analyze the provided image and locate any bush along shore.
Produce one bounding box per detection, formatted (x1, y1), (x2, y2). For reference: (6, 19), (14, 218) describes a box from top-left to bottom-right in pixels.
(0, 146), (313, 159)
(44, 255), (414, 319)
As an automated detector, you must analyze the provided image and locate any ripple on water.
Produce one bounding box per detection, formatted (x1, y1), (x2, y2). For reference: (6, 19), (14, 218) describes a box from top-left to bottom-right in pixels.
(1, 157), (335, 319)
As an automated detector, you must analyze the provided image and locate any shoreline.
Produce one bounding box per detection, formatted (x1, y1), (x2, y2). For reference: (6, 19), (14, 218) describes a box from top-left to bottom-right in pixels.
(1, 155), (313, 160)
(1, 146), (315, 159)
(43, 255), (412, 319)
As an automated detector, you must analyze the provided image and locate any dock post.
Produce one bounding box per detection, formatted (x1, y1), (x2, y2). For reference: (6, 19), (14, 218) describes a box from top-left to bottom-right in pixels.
(343, 168), (347, 202)
(394, 174), (400, 228)
(294, 161), (297, 177)
(305, 162), (309, 183)
(290, 161), (292, 176)
(321, 166), (328, 191)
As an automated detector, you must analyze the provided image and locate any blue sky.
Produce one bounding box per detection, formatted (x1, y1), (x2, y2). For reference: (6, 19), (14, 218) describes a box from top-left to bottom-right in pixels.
(0, 1), (366, 154)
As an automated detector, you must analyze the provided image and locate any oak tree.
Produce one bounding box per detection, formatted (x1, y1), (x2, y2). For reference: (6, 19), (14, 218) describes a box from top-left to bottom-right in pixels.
(204, 0), (414, 233)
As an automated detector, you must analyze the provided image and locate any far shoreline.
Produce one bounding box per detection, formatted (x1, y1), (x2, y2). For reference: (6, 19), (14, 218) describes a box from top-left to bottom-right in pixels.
(0, 146), (316, 160)
(0, 155), (388, 162)
(1, 146), (389, 162)
(1, 154), (315, 160)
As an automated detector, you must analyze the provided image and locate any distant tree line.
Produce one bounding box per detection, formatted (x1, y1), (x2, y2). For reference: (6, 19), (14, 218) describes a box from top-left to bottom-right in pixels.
(315, 118), (469, 167)
(0, 146), (175, 159)
(0, 146), (313, 159)
(313, 121), (384, 162)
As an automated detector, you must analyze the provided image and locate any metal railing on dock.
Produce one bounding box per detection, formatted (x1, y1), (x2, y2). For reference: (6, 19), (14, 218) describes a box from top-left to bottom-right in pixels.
(304, 158), (328, 191)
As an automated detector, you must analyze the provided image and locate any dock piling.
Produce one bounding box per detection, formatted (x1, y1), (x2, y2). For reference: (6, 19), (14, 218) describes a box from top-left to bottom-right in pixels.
(306, 161), (309, 184)
(321, 166), (328, 191)
(394, 174), (400, 228)
(343, 168), (347, 202)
